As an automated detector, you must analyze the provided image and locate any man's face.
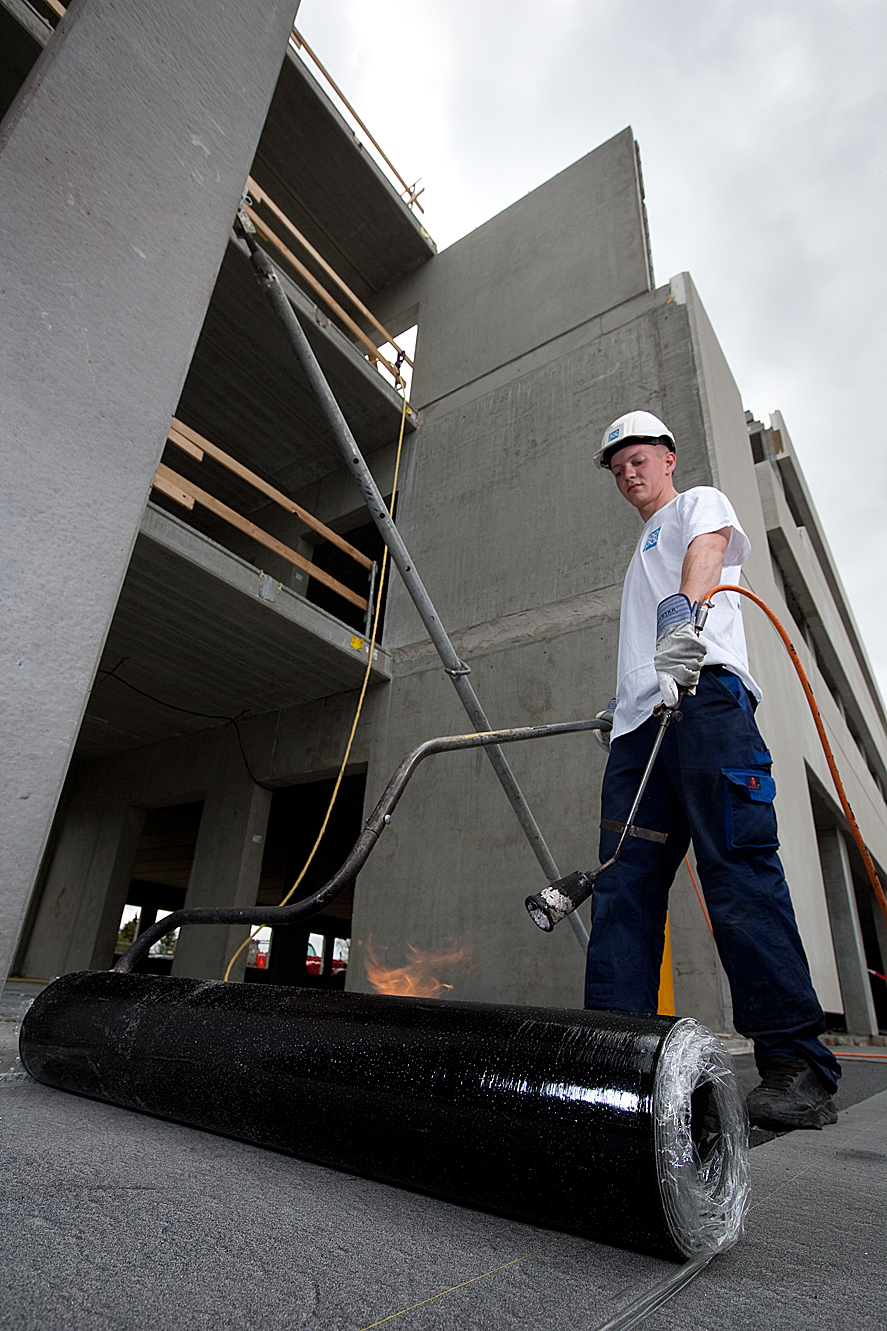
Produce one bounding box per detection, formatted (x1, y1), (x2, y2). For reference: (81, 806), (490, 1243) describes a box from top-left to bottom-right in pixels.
(608, 442), (676, 513)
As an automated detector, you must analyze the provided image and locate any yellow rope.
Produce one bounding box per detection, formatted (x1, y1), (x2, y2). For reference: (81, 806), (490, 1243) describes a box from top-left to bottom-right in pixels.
(223, 386), (410, 982)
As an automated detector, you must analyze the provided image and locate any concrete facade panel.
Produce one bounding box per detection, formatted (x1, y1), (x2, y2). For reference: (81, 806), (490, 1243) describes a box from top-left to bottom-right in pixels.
(0, 0), (299, 980)
(350, 627), (613, 1009)
(383, 303), (682, 651)
(374, 129), (652, 408)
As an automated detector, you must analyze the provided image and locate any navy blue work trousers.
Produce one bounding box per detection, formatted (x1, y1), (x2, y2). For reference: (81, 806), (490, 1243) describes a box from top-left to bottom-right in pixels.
(585, 669), (840, 1088)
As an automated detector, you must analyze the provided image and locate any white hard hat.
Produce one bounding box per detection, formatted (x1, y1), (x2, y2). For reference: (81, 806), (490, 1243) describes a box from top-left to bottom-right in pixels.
(593, 410), (676, 469)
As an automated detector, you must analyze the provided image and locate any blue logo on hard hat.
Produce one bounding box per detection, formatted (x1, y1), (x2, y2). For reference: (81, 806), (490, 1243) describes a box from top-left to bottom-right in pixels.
(608, 428), (621, 442)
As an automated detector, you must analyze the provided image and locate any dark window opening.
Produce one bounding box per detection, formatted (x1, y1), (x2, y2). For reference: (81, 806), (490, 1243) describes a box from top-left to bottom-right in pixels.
(809, 779), (887, 1032)
(776, 562), (810, 644)
(853, 872), (887, 1031)
(306, 519), (388, 636)
(749, 431), (765, 464)
(115, 800), (203, 974)
(247, 772), (366, 989)
(776, 464), (806, 529)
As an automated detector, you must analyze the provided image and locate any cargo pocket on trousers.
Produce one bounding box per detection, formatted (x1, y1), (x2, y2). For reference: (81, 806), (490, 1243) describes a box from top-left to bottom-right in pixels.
(722, 768), (779, 851)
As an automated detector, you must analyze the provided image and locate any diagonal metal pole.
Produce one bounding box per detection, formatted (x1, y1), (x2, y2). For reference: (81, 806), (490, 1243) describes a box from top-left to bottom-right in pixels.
(241, 232), (588, 950)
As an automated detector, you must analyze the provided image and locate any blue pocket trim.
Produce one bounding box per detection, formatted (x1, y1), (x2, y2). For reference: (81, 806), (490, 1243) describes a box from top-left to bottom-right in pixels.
(722, 768), (779, 851)
(723, 768), (776, 804)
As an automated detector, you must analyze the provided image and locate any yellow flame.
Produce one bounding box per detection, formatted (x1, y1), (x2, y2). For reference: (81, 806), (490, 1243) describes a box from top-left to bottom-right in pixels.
(364, 936), (468, 998)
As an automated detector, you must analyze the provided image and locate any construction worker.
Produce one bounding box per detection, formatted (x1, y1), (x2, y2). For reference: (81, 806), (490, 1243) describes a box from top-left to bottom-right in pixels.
(586, 409), (840, 1130)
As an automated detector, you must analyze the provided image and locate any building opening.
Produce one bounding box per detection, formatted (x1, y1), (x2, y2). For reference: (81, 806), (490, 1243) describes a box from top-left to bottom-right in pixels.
(306, 519), (388, 636)
(247, 771), (366, 988)
(114, 800), (204, 974)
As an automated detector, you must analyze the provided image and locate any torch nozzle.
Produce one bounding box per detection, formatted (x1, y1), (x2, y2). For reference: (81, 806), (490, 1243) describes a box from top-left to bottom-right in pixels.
(526, 869), (598, 931)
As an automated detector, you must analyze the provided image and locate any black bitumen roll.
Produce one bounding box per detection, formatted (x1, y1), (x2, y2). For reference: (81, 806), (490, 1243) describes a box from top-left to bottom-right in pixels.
(19, 972), (748, 1260)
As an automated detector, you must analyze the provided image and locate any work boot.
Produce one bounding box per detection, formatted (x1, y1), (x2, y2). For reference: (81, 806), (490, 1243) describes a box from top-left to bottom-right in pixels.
(746, 1058), (837, 1130)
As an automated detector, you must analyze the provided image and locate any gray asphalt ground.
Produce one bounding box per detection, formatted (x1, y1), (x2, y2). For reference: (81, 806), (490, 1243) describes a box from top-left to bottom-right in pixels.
(2, 980), (885, 1331)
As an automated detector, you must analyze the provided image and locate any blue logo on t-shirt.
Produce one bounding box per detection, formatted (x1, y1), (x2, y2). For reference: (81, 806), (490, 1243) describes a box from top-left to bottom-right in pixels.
(643, 526), (661, 552)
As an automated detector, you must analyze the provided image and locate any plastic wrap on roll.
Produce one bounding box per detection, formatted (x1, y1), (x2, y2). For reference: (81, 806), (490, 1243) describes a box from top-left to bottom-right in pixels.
(20, 973), (748, 1260)
(654, 1019), (748, 1256)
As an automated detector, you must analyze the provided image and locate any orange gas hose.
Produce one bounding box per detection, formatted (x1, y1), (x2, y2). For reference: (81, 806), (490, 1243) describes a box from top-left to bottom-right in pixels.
(684, 855), (713, 934)
(702, 584), (887, 929)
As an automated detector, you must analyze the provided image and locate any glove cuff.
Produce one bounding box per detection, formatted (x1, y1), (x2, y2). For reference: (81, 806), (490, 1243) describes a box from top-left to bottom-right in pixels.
(656, 593), (696, 637)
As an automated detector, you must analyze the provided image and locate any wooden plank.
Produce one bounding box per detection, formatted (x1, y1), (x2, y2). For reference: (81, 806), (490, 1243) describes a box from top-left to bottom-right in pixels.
(152, 469), (195, 510)
(245, 207), (400, 380)
(291, 29), (424, 214)
(167, 428), (204, 462)
(154, 463), (369, 612)
(247, 175), (413, 369)
(169, 418), (372, 570)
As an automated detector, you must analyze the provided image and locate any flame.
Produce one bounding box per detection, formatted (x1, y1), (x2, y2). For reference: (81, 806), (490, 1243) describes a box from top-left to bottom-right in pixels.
(364, 936), (468, 998)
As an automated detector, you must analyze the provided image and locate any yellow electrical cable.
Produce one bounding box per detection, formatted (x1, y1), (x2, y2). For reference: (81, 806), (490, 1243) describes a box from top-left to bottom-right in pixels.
(223, 385), (410, 981)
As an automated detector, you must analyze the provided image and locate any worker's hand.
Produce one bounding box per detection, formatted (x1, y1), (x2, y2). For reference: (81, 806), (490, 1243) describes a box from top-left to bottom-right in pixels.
(654, 594), (707, 707)
(592, 700), (617, 751)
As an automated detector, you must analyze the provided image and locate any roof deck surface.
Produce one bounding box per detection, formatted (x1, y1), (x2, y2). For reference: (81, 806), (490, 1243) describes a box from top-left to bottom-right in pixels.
(2, 980), (884, 1330)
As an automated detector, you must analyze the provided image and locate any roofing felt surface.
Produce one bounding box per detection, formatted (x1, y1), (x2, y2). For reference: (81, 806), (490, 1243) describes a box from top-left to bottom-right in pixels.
(1, 983), (885, 1331)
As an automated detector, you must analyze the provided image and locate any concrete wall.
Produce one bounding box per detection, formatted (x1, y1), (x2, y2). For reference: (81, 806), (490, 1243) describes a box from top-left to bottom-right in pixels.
(672, 272), (887, 1014)
(0, 0), (299, 982)
(374, 128), (653, 408)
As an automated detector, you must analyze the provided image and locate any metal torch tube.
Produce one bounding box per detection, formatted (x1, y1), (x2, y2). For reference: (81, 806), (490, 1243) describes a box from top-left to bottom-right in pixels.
(602, 704), (676, 871)
(247, 242), (588, 948)
(115, 719), (605, 973)
(525, 705), (679, 931)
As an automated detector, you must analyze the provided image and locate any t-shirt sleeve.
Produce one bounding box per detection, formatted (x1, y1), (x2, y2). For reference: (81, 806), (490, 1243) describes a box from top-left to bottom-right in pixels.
(679, 488), (751, 566)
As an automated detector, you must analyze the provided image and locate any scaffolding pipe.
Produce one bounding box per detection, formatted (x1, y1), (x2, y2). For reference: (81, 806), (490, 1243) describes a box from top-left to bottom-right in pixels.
(244, 238), (589, 950)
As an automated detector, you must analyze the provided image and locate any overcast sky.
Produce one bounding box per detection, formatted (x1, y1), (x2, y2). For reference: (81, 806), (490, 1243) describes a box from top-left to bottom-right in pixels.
(299, 1), (886, 703)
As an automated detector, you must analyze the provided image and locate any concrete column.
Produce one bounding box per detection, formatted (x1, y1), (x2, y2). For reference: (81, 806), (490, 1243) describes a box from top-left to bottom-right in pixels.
(171, 749), (272, 982)
(19, 784), (145, 979)
(0, 0), (299, 983)
(817, 826), (878, 1035)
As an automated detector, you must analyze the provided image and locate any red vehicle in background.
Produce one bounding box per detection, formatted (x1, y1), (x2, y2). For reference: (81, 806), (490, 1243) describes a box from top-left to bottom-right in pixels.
(305, 948), (346, 977)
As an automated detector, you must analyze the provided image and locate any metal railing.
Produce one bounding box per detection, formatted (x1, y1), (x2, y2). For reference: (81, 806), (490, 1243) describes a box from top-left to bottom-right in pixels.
(290, 27), (425, 214)
(242, 177), (414, 389)
(154, 418), (377, 630)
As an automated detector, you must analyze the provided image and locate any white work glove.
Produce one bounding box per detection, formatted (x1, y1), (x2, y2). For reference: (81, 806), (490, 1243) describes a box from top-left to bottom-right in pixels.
(593, 699), (617, 751)
(654, 594), (707, 708)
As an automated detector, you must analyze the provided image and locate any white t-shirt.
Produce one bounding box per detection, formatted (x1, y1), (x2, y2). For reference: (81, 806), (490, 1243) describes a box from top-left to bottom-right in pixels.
(611, 487), (761, 740)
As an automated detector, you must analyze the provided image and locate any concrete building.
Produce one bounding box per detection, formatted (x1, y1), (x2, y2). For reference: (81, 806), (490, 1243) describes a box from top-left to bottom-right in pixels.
(3, 0), (886, 1037)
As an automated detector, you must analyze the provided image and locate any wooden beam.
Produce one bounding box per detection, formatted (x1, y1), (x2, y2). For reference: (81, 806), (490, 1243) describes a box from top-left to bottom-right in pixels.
(153, 464), (368, 611)
(167, 428), (204, 462)
(244, 207), (400, 380)
(291, 28), (424, 214)
(247, 176), (412, 369)
(152, 469), (195, 510)
(168, 419), (372, 570)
